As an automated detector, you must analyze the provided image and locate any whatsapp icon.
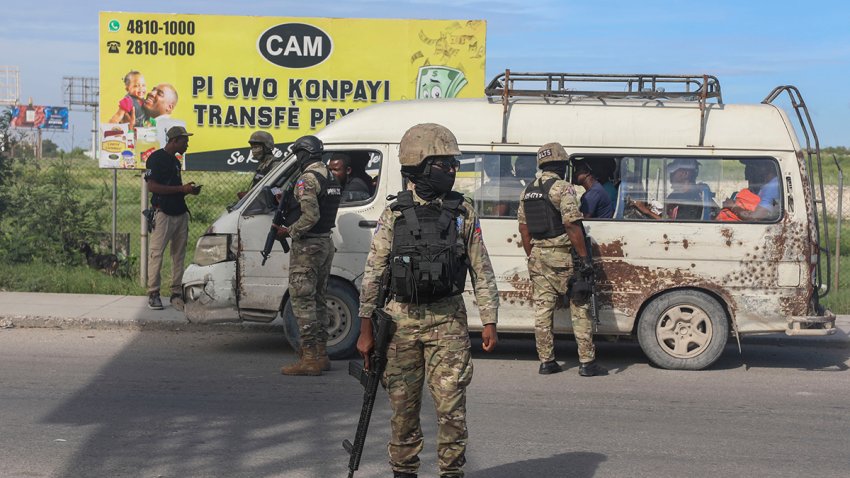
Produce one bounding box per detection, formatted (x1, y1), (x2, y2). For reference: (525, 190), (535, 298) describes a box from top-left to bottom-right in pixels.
(416, 66), (468, 99)
(108, 20), (120, 32)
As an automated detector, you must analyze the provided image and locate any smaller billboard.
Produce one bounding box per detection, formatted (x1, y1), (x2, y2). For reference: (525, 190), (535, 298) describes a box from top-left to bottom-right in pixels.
(11, 105), (69, 130)
(98, 117), (187, 169)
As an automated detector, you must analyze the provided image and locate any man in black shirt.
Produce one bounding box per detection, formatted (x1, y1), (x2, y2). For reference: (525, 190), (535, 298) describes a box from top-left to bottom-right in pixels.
(571, 158), (614, 219)
(328, 152), (372, 202)
(144, 125), (201, 310)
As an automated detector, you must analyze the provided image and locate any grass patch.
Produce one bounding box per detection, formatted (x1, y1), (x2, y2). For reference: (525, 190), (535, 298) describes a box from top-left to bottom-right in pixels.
(0, 260), (145, 295)
(821, 254), (850, 314)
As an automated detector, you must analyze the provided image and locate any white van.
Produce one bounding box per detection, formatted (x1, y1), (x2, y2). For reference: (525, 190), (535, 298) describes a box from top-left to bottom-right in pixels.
(182, 72), (836, 370)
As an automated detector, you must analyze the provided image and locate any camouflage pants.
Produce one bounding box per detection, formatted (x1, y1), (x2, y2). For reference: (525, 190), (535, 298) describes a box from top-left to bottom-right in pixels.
(528, 245), (595, 364)
(288, 236), (334, 347)
(382, 295), (473, 477)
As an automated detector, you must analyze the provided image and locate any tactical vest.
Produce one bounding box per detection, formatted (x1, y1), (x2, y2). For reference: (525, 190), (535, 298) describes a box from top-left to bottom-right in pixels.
(389, 190), (469, 304)
(522, 177), (566, 239)
(251, 155), (280, 186)
(283, 168), (342, 234)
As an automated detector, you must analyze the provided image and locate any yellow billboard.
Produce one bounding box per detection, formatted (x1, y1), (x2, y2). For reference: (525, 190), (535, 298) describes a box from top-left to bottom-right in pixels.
(98, 12), (486, 170)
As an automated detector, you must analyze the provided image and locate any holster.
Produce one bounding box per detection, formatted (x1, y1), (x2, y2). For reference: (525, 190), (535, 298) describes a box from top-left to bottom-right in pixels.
(142, 208), (155, 233)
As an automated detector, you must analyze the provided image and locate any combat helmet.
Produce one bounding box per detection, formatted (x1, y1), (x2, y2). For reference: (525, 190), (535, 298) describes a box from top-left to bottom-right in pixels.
(537, 142), (569, 166)
(398, 123), (461, 167)
(291, 135), (323, 157)
(248, 131), (275, 150)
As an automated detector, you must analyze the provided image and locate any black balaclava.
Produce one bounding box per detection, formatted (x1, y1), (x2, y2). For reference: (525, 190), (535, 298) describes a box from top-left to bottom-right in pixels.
(297, 150), (320, 172)
(410, 158), (456, 201)
(541, 161), (568, 180)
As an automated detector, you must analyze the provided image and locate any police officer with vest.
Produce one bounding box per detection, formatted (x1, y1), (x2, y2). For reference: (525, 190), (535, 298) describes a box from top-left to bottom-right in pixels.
(237, 131), (279, 199)
(356, 123), (499, 478)
(517, 142), (601, 377)
(274, 135), (342, 376)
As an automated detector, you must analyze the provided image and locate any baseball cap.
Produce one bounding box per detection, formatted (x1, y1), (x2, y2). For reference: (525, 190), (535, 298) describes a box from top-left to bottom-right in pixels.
(166, 125), (193, 142)
(668, 158), (699, 173)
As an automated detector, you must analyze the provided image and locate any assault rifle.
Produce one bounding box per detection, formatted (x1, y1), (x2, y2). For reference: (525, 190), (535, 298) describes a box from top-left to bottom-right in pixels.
(260, 186), (290, 265)
(583, 232), (600, 331)
(343, 272), (393, 478)
(572, 232), (600, 331)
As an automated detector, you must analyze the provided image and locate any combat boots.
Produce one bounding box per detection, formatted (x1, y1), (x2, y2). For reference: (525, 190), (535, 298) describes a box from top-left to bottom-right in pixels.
(281, 346), (323, 376)
(579, 360), (604, 377)
(315, 343), (331, 371)
(538, 360), (563, 375)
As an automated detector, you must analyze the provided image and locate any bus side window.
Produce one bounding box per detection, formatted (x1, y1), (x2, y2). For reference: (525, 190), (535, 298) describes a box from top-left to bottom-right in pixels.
(325, 150), (381, 205)
(465, 153), (535, 219)
(716, 158), (782, 222)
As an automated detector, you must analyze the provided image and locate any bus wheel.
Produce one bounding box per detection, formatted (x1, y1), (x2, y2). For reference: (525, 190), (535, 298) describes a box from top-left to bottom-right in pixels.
(283, 277), (361, 359)
(637, 290), (729, 370)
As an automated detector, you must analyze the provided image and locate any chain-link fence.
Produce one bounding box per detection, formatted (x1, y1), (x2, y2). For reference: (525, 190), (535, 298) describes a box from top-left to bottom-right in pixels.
(105, 163), (253, 294)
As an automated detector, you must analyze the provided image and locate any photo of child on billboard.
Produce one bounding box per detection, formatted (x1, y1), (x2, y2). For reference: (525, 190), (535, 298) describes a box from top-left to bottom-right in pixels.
(99, 73), (185, 169)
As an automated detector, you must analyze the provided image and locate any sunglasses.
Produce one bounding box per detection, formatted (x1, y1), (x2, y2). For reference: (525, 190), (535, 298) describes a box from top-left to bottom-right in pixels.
(430, 157), (460, 171)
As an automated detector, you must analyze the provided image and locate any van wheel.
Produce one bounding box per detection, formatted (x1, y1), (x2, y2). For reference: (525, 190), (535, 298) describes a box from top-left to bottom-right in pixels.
(283, 278), (361, 359)
(637, 290), (728, 370)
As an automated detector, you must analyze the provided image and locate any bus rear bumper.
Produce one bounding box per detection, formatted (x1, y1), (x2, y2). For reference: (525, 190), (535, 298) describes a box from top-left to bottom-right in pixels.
(786, 310), (837, 336)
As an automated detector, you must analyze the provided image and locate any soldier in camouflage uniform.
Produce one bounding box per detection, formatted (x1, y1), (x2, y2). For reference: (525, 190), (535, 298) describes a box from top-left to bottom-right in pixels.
(274, 135), (341, 376)
(517, 142), (600, 377)
(237, 131), (280, 199)
(357, 123), (499, 478)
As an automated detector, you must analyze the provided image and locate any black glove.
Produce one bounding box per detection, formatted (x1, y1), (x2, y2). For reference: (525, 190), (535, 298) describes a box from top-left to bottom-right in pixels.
(577, 256), (594, 278)
(570, 276), (592, 300)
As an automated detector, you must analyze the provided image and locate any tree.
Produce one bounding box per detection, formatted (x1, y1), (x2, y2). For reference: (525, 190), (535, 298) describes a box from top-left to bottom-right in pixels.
(0, 107), (14, 194)
(42, 139), (59, 157)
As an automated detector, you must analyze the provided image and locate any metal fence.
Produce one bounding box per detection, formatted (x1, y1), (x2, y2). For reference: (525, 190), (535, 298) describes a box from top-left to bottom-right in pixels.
(106, 167), (252, 293)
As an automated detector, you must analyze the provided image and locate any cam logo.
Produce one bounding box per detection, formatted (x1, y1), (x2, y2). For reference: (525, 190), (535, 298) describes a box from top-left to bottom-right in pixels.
(257, 23), (333, 68)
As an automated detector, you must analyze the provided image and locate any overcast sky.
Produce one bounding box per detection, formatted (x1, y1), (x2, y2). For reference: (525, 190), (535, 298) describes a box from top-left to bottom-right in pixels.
(2, 0), (848, 149)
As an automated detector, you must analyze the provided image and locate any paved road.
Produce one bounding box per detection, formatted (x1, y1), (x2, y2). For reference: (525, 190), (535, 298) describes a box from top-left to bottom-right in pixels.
(1, 328), (848, 478)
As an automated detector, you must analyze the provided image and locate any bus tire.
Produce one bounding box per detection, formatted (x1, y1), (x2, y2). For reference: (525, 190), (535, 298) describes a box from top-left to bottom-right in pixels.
(637, 290), (729, 370)
(283, 277), (361, 359)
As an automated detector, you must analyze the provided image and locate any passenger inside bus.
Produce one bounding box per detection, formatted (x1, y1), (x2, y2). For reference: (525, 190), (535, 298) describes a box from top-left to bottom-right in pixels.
(571, 157), (614, 218)
(514, 155), (538, 187)
(586, 157), (618, 203)
(630, 158), (718, 220)
(475, 156), (524, 217)
(327, 151), (377, 203)
(718, 159), (781, 221)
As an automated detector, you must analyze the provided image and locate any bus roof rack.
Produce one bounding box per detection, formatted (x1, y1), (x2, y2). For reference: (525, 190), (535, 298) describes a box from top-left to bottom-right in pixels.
(484, 70), (723, 104)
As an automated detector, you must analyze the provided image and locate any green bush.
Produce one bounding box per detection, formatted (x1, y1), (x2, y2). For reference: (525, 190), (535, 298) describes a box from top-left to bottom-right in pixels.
(0, 157), (109, 265)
